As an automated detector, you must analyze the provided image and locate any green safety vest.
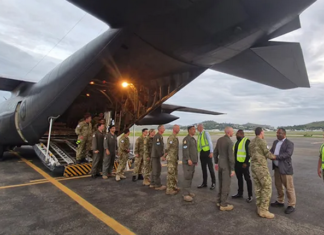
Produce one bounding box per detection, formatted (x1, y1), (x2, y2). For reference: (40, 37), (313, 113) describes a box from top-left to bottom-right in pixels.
(234, 137), (249, 163)
(197, 131), (210, 152)
(320, 144), (324, 169)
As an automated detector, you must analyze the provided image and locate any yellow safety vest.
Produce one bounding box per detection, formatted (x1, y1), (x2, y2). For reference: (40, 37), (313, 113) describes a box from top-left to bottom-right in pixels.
(320, 144), (324, 169)
(234, 137), (249, 163)
(197, 131), (210, 152)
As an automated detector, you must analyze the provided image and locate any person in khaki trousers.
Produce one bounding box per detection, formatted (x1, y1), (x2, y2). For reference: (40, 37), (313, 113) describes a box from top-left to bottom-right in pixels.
(270, 128), (296, 214)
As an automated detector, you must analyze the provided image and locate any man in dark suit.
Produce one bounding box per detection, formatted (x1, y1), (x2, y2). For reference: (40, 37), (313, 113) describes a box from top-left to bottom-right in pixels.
(270, 128), (296, 214)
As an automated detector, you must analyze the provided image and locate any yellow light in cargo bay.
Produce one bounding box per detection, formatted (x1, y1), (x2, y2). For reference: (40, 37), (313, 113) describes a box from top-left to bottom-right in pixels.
(122, 82), (129, 88)
(90, 81), (95, 85)
(86, 93), (90, 97)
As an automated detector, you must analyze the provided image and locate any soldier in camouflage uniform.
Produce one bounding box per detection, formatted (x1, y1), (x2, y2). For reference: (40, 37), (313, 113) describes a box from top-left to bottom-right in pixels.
(92, 113), (104, 132)
(115, 129), (131, 182)
(165, 125), (180, 195)
(75, 113), (92, 163)
(143, 129), (155, 186)
(133, 128), (149, 182)
(249, 127), (276, 219)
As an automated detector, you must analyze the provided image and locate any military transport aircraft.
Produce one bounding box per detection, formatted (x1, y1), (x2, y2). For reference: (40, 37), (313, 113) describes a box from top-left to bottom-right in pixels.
(0, 0), (316, 171)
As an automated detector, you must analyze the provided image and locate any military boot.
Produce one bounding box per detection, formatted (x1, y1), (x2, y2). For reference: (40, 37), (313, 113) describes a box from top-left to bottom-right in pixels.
(155, 185), (166, 191)
(166, 189), (178, 195)
(138, 174), (144, 180)
(258, 210), (275, 219)
(149, 184), (155, 189)
(189, 193), (195, 197)
(143, 179), (150, 186)
(115, 175), (121, 182)
(220, 204), (234, 211)
(102, 175), (108, 180)
(120, 174), (126, 179)
(183, 195), (193, 202)
(132, 176), (137, 182)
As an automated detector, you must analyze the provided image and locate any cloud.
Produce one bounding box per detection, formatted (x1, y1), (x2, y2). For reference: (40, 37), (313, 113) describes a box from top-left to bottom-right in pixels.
(0, 0), (323, 128)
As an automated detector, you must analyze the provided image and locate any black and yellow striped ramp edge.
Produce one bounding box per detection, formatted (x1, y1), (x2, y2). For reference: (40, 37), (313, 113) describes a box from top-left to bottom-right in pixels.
(64, 163), (93, 177)
(64, 160), (133, 177)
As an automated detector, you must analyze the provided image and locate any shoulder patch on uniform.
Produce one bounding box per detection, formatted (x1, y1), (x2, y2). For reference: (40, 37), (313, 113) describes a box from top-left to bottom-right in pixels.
(157, 138), (160, 142)
(183, 146), (188, 149)
(184, 140), (187, 144)
(77, 125), (80, 128)
(93, 134), (95, 137)
(104, 137), (107, 140)
(121, 140), (124, 143)
(169, 141), (173, 144)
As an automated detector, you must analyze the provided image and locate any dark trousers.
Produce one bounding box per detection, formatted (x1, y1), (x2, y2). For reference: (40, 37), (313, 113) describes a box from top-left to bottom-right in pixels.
(151, 158), (162, 187)
(200, 150), (216, 184)
(90, 153), (103, 175)
(235, 164), (253, 197)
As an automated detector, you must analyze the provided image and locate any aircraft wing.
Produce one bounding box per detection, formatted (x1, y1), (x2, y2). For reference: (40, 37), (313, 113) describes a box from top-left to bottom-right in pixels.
(0, 76), (35, 92)
(211, 41), (310, 89)
(161, 104), (224, 115)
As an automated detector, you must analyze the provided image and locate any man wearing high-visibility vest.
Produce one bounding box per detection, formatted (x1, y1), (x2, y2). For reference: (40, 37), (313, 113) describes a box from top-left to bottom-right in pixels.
(232, 129), (253, 203)
(197, 124), (216, 190)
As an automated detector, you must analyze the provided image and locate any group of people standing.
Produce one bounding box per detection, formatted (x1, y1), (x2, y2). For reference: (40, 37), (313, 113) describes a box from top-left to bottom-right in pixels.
(76, 114), (297, 218)
(213, 126), (296, 218)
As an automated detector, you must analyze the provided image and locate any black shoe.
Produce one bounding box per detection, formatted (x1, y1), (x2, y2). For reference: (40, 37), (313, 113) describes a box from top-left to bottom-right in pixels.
(270, 201), (285, 207)
(246, 196), (253, 203)
(210, 183), (216, 190)
(285, 206), (295, 214)
(197, 183), (207, 188)
(231, 193), (243, 199)
(138, 174), (144, 180)
(76, 160), (82, 164)
(132, 176), (137, 182)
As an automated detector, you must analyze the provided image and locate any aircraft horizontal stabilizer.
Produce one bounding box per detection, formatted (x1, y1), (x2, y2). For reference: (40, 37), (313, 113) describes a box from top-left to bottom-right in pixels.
(0, 76), (35, 92)
(162, 104), (224, 115)
(136, 104), (223, 125)
(269, 16), (301, 40)
(211, 41), (309, 89)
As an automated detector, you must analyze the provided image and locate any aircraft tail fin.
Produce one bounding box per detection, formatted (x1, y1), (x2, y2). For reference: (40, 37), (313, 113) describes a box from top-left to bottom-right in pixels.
(0, 76), (35, 92)
(211, 41), (310, 89)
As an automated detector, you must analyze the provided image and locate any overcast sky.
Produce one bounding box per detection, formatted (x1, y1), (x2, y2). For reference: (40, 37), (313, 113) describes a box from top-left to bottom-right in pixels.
(0, 0), (323, 127)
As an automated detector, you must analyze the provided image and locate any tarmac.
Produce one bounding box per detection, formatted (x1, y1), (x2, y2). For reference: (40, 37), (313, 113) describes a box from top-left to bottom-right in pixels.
(0, 135), (323, 235)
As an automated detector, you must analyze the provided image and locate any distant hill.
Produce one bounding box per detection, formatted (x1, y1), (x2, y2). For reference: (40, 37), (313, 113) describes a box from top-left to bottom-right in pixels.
(166, 120), (275, 131)
(133, 121), (274, 131)
(280, 121), (324, 131)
